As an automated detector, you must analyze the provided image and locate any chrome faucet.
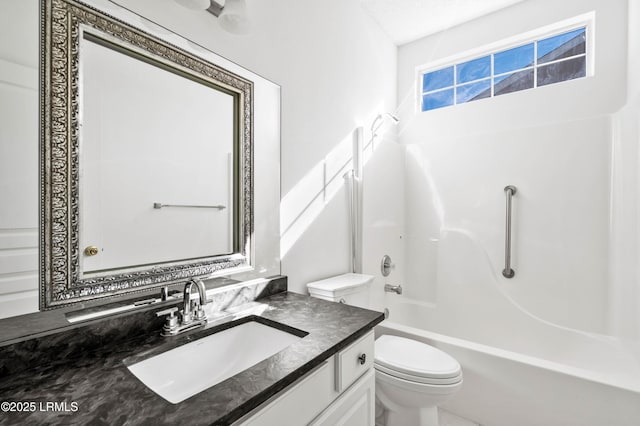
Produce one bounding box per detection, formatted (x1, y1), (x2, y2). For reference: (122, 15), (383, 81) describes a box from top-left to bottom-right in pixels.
(156, 278), (211, 336)
(384, 284), (403, 295)
(182, 278), (209, 324)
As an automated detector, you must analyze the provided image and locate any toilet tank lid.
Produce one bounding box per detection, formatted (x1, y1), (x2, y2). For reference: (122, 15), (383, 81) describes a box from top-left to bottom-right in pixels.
(306, 273), (374, 292)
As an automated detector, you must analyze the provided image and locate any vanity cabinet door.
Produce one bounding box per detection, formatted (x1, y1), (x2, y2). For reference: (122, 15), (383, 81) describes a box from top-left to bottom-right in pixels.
(237, 359), (335, 426)
(236, 331), (375, 426)
(309, 369), (375, 426)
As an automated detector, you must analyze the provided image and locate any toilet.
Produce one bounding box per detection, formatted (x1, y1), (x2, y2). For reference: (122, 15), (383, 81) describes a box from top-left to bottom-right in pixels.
(307, 274), (463, 426)
(375, 335), (462, 426)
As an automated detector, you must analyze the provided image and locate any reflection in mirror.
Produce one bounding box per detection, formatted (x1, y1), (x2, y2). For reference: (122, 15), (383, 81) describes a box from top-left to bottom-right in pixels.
(79, 33), (235, 275)
(41, 0), (254, 309)
(0, 0), (39, 318)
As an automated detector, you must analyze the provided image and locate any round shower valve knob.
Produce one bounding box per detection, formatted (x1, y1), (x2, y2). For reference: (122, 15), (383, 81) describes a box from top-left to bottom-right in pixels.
(381, 255), (395, 277)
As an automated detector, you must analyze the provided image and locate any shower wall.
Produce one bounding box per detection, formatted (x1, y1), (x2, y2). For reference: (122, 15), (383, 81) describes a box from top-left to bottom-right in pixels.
(404, 118), (611, 333)
(397, 0), (634, 337)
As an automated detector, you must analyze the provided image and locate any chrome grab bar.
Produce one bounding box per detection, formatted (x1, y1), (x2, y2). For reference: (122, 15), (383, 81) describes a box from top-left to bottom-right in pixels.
(153, 202), (226, 210)
(502, 185), (517, 278)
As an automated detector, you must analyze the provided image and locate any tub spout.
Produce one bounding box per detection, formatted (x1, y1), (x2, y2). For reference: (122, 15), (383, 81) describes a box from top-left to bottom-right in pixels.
(384, 284), (402, 295)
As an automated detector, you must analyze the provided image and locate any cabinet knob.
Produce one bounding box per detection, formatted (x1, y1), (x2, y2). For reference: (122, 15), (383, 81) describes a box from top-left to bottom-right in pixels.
(358, 353), (366, 365)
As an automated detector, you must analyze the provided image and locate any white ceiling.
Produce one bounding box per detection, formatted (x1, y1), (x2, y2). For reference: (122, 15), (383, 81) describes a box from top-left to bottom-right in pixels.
(359, 0), (525, 46)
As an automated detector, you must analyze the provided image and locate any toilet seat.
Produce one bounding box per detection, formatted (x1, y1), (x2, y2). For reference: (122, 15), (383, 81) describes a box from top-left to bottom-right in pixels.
(375, 363), (461, 385)
(375, 335), (462, 385)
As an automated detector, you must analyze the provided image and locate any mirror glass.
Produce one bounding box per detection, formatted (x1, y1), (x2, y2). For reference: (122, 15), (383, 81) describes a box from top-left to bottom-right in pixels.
(40, 0), (255, 308)
(79, 33), (235, 275)
(0, 0), (39, 318)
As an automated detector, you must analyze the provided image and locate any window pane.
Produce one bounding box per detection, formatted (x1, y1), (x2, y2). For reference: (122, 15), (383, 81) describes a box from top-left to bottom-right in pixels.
(538, 28), (586, 64)
(456, 56), (490, 84)
(494, 69), (534, 96)
(494, 43), (534, 75)
(537, 56), (586, 87)
(456, 80), (491, 103)
(422, 67), (454, 93)
(422, 89), (454, 111)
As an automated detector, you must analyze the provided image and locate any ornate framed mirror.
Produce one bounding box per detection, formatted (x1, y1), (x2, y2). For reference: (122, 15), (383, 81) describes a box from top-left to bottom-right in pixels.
(41, 0), (254, 309)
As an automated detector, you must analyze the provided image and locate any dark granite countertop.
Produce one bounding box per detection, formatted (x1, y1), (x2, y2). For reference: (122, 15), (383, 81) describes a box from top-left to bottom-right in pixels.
(0, 291), (384, 426)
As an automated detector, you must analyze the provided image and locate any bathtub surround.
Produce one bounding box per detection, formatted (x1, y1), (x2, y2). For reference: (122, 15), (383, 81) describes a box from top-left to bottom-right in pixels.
(389, 0), (640, 424)
(0, 277), (384, 425)
(399, 0), (629, 336)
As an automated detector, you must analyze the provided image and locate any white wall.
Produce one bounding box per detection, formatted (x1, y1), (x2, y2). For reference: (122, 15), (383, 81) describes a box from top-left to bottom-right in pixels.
(398, 0), (630, 335)
(110, 0), (398, 294)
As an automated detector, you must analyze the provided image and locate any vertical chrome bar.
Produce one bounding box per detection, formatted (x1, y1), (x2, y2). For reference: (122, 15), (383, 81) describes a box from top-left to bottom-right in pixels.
(502, 185), (517, 278)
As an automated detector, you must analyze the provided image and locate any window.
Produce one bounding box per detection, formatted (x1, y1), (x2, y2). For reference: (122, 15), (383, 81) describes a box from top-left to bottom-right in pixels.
(420, 26), (587, 112)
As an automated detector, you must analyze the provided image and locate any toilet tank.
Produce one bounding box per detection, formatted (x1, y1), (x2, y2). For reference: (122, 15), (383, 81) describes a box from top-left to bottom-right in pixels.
(306, 273), (373, 308)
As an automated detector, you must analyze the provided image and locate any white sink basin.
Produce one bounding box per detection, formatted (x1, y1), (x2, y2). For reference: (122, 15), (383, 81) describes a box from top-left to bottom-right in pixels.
(127, 320), (303, 403)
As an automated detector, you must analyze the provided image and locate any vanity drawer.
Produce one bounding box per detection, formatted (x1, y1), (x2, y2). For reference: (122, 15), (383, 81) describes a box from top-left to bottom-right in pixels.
(335, 330), (374, 392)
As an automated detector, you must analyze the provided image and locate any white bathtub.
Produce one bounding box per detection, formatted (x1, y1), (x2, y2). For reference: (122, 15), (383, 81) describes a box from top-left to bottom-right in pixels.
(376, 298), (640, 426)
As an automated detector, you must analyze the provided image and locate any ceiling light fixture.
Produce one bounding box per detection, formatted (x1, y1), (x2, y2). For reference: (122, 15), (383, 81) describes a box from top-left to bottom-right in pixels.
(174, 0), (251, 35)
(174, 0), (210, 11)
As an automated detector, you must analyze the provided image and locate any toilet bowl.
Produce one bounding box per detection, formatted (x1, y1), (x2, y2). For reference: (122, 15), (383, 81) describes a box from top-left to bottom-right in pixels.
(375, 335), (463, 426)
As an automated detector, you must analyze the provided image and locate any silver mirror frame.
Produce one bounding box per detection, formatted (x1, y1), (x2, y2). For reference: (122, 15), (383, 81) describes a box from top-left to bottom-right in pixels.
(40, 0), (254, 309)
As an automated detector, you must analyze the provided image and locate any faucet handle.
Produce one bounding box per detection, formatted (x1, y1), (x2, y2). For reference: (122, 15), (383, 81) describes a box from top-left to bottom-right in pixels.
(190, 299), (208, 321)
(156, 307), (179, 333)
(156, 307), (178, 317)
(195, 306), (207, 320)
